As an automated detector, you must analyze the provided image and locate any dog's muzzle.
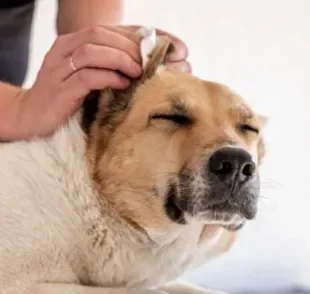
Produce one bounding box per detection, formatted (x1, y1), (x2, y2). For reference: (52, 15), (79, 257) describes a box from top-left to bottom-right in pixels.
(164, 147), (260, 229)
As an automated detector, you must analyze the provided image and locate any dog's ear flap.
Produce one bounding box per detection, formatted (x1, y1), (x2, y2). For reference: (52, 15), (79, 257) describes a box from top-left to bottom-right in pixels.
(101, 35), (172, 108)
(97, 36), (172, 123)
(86, 36), (172, 125)
(81, 36), (172, 139)
(140, 35), (173, 82)
(101, 35), (173, 107)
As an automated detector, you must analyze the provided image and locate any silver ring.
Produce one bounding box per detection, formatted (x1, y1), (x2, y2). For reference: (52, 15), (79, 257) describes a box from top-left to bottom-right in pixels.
(69, 55), (77, 72)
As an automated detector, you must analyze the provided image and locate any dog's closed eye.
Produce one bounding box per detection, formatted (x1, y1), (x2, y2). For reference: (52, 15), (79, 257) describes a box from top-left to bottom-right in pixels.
(150, 113), (193, 125)
(239, 124), (259, 134)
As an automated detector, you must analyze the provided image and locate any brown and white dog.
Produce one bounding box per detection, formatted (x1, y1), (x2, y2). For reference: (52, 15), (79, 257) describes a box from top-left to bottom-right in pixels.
(0, 37), (267, 294)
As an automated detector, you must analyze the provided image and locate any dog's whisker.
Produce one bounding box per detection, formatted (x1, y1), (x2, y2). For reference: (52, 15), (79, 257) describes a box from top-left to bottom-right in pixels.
(260, 178), (283, 188)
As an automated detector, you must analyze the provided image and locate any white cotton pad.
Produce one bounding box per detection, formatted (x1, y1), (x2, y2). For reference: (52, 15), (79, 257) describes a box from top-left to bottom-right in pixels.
(137, 26), (157, 68)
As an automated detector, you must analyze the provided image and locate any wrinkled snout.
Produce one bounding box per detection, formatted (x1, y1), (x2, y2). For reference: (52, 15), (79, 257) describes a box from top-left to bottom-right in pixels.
(169, 147), (260, 227)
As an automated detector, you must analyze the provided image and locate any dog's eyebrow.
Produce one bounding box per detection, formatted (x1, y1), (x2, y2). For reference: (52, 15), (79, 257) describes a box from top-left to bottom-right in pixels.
(169, 96), (188, 114)
(237, 105), (254, 121)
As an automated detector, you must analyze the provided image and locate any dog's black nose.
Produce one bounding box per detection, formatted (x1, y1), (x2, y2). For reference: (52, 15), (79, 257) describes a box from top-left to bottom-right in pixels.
(208, 147), (255, 183)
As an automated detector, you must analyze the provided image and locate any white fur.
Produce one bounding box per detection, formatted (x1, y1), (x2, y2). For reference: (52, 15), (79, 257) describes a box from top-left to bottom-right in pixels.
(0, 113), (229, 294)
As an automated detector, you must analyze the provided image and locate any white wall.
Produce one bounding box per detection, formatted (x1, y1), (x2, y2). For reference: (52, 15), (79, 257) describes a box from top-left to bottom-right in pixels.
(25, 1), (310, 293)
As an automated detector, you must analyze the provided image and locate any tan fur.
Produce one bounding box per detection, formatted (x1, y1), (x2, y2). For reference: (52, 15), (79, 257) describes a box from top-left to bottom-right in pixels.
(86, 38), (265, 232)
(0, 37), (266, 294)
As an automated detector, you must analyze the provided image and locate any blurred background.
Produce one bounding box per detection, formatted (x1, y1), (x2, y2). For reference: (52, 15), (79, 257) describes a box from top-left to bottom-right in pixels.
(24, 1), (310, 293)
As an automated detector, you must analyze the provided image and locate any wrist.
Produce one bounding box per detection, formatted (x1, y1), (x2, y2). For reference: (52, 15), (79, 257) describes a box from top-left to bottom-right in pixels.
(0, 83), (29, 141)
(56, 0), (124, 34)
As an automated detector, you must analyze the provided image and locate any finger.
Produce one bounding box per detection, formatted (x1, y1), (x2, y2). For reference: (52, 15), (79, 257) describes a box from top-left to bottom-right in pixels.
(165, 61), (192, 73)
(72, 44), (142, 78)
(61, 68), (130, 106)
(51, 26), (142, 62)
(106, 25), (142, 45)
(57, 44), (142, 81)
(120, 25), (189, 62)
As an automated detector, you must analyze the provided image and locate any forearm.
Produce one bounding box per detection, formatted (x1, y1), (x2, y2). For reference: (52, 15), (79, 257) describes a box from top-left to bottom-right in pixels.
(56, 0), (124, 35)
(0, 82), (23, 141)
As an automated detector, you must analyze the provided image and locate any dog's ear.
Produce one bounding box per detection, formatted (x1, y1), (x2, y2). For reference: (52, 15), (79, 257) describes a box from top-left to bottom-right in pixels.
(97, 36), (173, 128)
(81, 36), (172, 149)
(140, 35), (173, 81)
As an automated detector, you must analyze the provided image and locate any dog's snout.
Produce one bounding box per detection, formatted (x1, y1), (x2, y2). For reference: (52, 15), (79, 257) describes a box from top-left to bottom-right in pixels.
(208, 147), (255, 183)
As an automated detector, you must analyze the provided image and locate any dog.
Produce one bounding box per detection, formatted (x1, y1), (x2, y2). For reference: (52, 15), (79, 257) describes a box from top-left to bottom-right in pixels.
(0, 36), (267, 294)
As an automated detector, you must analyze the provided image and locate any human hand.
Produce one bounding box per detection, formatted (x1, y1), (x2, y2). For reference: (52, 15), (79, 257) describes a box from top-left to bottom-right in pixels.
(121, 25), (191, 73)
(14, 25), (191, 139)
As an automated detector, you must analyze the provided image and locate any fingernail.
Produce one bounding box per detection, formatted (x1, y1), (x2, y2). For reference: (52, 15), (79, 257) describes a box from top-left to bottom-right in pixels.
(132, 62), (142, 76)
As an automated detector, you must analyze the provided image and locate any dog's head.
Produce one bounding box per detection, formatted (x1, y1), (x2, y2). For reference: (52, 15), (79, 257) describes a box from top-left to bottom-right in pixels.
(81, 37), (267, 232)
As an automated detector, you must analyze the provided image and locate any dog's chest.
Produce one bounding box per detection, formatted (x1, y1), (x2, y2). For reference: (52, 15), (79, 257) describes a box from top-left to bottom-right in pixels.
(129, 229), (203, 287)
(90, 225), (218, 288)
